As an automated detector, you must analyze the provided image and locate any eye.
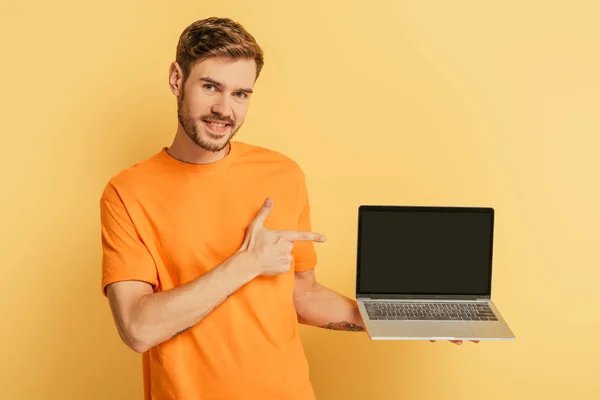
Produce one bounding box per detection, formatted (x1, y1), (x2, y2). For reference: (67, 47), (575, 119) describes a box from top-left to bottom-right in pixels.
(204, 84), (216, 91)
(234, 92), (247, 99)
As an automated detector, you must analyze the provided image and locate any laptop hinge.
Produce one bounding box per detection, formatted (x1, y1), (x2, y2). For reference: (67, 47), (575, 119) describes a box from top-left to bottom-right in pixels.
(357, 294), (490, 300)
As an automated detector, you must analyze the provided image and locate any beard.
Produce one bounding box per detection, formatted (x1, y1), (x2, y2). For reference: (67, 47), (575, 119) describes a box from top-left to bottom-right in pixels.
(176, 95), (242, 153)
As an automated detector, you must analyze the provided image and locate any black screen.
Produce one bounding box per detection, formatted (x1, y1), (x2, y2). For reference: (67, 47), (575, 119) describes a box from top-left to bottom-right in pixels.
(357, 208), (493, 296)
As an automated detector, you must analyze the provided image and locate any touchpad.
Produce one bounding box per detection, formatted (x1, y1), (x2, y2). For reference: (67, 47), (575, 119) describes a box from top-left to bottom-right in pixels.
(371, 321), (475, 340)
(413, 322), (474, 339)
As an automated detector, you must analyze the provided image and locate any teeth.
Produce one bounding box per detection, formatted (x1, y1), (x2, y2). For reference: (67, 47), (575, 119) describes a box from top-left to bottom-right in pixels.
(207, 121), (227, 127)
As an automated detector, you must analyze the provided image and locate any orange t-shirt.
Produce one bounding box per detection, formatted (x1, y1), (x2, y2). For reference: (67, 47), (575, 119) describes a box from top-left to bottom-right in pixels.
(100, 141), (318, 400)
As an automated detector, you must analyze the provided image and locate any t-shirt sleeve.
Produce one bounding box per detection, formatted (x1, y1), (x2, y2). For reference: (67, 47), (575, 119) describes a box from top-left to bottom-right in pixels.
(294, 170), (318, 272)
(100, 193), (158, 297)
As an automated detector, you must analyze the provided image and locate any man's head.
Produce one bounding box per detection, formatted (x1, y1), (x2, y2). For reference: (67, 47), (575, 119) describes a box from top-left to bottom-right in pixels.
(169, 17), (264, 153)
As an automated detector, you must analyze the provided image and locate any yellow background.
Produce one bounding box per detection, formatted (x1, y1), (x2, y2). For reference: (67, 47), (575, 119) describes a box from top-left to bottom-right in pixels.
(1, 0), (598, 399)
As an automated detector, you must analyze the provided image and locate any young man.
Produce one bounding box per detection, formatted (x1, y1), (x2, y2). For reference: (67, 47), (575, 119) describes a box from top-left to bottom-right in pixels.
(100, 16), (475, 400)
(100, 17), (365, 399)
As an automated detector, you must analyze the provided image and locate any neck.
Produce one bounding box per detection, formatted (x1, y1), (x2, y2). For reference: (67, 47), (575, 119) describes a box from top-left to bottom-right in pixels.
(167, 129), (230, 165)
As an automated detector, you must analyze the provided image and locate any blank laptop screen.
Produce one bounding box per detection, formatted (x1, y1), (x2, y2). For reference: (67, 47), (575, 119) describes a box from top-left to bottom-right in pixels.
(357, 207), (493, 296)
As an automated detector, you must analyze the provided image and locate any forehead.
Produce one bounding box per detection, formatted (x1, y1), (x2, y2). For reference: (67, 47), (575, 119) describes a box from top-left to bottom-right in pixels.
(189, 57), (257, 88)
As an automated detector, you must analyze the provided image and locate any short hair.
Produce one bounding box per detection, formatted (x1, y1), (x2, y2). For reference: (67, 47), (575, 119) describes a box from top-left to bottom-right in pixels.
(175, 17), (265, 85)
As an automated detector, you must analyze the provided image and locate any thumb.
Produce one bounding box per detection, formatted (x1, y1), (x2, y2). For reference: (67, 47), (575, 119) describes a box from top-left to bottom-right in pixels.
(239, 198), (272, 252)
(252, 197), (273, 226)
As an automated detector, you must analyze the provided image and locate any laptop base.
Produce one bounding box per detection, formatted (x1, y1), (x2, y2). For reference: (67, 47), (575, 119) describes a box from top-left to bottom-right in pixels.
(357, 299), (515, 341)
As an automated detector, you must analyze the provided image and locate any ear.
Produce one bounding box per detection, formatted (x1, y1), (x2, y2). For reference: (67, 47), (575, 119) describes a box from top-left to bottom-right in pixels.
(168, 61), (184, 97)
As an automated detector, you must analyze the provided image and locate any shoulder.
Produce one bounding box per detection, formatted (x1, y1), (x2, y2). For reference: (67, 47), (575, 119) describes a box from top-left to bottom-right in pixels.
(100, 150), (164, 203)
(233, 141), (306, 179)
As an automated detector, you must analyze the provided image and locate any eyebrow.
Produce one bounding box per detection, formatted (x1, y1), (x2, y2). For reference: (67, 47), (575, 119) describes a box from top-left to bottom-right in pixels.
(199, 76), (254, 94)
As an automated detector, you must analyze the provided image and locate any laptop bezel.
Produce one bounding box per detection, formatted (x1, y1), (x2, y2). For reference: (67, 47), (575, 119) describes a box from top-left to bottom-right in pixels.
(355, 205), (495, 300)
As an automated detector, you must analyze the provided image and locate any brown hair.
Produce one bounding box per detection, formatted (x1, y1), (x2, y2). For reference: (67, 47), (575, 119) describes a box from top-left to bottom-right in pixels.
(175, 17), (265, 85)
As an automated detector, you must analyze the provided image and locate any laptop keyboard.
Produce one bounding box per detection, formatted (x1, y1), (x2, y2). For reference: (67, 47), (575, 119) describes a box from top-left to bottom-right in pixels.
(364, 301), (497, 321)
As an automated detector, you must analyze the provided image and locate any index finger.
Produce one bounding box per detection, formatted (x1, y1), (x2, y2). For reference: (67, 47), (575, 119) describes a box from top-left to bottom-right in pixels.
(278, 230), (326, 243)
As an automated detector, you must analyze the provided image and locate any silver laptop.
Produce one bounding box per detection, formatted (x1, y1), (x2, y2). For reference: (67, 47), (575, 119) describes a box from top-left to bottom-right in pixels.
(355, 205), (515, 341)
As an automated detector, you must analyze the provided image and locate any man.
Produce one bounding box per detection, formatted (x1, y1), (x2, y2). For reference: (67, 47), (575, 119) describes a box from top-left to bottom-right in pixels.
(100, 17), (365, 399)
(100, 17), (473, 400)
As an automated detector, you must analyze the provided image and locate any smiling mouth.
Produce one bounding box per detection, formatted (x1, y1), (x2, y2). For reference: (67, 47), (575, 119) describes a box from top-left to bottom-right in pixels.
(203, 120), (231, 127)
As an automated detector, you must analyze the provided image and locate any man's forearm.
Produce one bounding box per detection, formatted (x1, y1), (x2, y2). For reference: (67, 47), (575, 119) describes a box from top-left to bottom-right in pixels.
(129, 251), (259, 351)
(295, 284), (365, 331)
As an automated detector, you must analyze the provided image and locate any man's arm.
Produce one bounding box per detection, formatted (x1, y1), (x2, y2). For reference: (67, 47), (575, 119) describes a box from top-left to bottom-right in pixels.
(293, 269), (480, 345)
(105, 196), (325, 354)
(293, 269), (365, 331)
(106, 251), (259, 353)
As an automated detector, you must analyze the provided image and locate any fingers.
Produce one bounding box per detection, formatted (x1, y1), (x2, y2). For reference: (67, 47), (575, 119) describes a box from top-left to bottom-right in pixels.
(429, 340), (462, 344)
(248, 198), (325, 243)
(450, 340), (481, 344)
(279, 230), (326, 243)
(429, 340), (479, 345)
(252, 197), (273, 226)
(275, 236), (294, 250)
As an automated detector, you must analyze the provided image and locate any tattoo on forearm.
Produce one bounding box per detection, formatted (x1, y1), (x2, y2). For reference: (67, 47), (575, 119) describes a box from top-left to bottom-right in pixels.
(318, 321), (365, 331)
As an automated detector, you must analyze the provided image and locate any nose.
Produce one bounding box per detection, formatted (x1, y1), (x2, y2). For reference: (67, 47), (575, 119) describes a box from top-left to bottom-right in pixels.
(211, 94), (233, 120)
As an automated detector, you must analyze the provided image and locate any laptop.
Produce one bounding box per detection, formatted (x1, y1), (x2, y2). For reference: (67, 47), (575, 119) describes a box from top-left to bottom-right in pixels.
(355, 205), (515, 341)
